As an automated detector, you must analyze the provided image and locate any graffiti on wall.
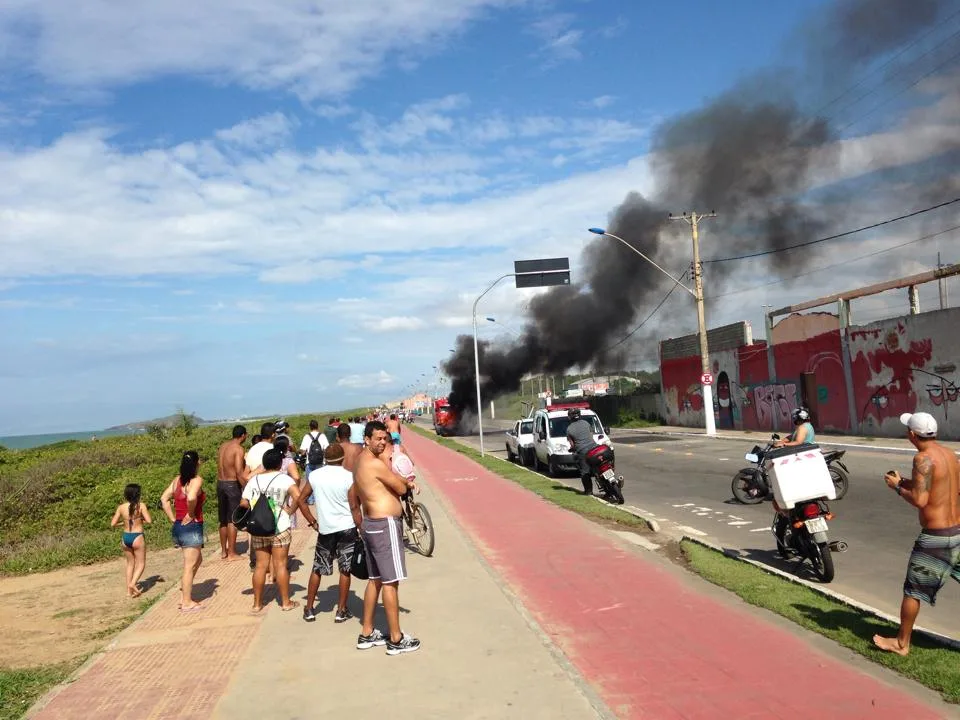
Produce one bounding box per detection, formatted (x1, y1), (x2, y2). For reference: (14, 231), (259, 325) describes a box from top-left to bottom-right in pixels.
(750, 382), (799, 430)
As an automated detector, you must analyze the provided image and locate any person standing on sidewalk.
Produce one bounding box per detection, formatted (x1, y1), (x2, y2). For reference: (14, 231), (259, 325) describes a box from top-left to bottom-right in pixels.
(160, 451), (207, 612)
(353, 420), (420, 655)
(216, 425), (247, 561)
(240, 449), (302, 614)
(874, 412), (960, 656)
(297, 443), (363, 623)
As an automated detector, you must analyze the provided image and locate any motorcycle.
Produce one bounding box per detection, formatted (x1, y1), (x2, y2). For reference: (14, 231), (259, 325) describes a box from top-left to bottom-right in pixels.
(731, 434), (850, 505)
(585, 445), (625, 505)
(772, 500), (847, 583)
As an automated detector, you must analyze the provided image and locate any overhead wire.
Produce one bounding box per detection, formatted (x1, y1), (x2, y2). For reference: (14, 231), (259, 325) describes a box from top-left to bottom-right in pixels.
(703, 197), (960, 263)
(600, 273), (687, 354)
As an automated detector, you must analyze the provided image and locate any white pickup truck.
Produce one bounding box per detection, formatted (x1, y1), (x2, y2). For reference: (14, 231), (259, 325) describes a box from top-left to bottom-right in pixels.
(531, 404), (611, 476)
(504, 418), (535, 466)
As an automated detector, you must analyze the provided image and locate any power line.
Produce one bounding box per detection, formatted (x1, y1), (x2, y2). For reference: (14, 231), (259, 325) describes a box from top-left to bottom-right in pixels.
(707, 223), (960, 300)
(601, 273), (687, 354)
(703, 197), (960, 264)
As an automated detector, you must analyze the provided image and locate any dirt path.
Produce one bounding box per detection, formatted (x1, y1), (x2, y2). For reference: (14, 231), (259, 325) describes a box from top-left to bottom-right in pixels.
(0, 544), (224, 668)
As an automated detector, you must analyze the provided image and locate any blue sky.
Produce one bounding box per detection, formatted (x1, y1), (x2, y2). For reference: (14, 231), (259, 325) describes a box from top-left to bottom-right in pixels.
(1, 0), (958, 434)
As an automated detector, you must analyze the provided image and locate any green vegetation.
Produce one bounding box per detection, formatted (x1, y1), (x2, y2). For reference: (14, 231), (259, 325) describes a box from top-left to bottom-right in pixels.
(0, 409), (375, 575)
(408, 425), (651, 531)
(0, 660), (84, 720)
(681, 539), (960, 704)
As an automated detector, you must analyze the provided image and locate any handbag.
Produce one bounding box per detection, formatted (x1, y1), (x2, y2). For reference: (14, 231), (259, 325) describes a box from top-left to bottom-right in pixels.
(350, 535), (369, 580)
(246, 473), (280, 537)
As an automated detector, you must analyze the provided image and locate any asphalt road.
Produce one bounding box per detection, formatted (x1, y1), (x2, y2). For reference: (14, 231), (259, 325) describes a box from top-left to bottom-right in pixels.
(415, 417), (960, 640)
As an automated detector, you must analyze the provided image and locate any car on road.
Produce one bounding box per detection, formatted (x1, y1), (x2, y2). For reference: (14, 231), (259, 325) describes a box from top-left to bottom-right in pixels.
(505, 418), (535, 465)
(531, 403), (612, 476)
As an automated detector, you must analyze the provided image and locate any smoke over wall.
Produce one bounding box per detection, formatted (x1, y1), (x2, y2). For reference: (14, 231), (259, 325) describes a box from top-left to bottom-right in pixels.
(444, 0), (957, 415)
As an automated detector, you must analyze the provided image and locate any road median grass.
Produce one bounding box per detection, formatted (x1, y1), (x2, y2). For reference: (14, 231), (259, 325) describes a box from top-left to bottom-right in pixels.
(408, 425), (652, 532)
(681, 539), (960, 704)
(0, 660), (84, 720)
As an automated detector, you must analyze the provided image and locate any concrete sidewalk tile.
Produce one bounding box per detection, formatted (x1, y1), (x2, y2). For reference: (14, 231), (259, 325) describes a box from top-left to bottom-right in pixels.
(402, 431), (952, 719)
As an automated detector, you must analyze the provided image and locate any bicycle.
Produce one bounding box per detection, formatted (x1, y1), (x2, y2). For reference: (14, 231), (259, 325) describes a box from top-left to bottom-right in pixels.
(401, 490), (435, 557)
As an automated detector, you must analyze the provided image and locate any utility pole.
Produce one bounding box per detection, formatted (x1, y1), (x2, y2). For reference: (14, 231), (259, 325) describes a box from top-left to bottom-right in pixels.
(669, 210), (717, 436)
(939, 252), (949, 309)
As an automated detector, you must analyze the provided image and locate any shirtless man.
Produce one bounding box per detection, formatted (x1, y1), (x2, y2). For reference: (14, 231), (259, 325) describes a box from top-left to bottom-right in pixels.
(385, 413), (402, 445)
(337, 423), (362, 472)
(352, 421), (420, 655)
(216, 425), (247, 561)
(874, 412), (960, 655)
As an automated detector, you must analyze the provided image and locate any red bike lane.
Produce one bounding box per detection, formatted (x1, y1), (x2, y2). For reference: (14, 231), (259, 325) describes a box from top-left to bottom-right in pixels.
(404, 431), (948, 719)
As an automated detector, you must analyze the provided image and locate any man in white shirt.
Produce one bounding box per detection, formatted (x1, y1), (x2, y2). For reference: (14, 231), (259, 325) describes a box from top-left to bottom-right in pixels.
(239, 448), (301, 614)
(297, 443), (363, 623)
(245, 422), (276, 472)
(300, 418), (330, 477)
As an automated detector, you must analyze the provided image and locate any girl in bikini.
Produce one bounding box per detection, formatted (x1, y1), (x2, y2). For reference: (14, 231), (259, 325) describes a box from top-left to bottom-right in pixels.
(110, 483), (152, 598)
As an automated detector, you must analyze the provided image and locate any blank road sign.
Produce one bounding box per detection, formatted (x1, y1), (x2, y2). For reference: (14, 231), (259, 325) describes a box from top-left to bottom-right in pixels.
(514, 257), (571, 288)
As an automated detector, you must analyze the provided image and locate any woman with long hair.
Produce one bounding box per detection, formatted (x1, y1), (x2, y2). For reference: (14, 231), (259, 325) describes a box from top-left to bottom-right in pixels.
(161, 450), (207, 611)
(110, 483), (152, 598)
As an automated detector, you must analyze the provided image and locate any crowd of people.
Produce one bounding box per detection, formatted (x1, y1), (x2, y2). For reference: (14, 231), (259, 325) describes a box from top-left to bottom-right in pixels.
(112, 412), (423, 656)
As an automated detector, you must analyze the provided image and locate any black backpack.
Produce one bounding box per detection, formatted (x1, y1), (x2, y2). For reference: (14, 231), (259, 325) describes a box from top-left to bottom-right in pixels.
(247, 473), (281, 537)
(307, 432), (325, 467)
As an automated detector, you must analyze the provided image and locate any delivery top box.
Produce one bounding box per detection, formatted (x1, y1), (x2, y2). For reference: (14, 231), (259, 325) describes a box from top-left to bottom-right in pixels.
(764, 444), (836, 509)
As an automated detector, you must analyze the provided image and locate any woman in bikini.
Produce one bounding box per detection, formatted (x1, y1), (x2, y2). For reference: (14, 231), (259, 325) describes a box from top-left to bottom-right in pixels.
(161, 450), (207, 612)
(111, 483), (152, 598)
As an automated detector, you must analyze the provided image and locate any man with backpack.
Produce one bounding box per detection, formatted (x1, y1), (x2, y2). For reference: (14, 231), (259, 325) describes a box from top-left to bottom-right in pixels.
(239, 448), (302, 614)
(300, 419), (329, 505)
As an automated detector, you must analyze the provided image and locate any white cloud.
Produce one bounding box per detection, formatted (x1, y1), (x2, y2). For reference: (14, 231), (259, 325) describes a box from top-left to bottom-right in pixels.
(0, 1), (521, 100)
(337, 370), (395, 388)
(585, 95), (616, 110)
(529, 13), (583, 65)
(215, 113), (297, 149)
(363, 316), (426, 332)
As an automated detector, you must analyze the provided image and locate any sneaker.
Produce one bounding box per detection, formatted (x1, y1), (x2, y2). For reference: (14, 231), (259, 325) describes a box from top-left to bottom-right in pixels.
(303, 606), (316, 623)
(356, 628), (387, 650)
(335, 607), (353, 623)
(386, 633), (421, 656)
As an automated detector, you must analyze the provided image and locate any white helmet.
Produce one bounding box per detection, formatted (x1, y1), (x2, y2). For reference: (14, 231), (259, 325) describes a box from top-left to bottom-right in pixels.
(791, 407), (810, 424)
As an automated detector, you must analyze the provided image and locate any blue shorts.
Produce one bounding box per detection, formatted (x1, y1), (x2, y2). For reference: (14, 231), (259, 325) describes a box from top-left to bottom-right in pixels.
(172, 520), (204, 549)
(390, 432), (401, 444)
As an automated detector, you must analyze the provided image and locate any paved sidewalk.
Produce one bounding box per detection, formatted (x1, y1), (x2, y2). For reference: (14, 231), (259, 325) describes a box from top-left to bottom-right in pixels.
(622, 424), (960, 454)
(401, 431), (955, 719)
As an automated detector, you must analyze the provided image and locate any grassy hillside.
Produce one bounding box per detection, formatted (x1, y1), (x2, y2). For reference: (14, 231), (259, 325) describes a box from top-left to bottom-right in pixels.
(0, 409), (372, 575)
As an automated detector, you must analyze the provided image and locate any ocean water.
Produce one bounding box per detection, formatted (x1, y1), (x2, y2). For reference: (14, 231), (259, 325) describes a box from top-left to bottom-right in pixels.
(0, 428), (137, 450)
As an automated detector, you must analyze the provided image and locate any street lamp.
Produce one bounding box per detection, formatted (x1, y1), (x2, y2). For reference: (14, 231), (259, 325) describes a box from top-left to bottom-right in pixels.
(472, 258), (571, 455)
(588, 225), (717, 436)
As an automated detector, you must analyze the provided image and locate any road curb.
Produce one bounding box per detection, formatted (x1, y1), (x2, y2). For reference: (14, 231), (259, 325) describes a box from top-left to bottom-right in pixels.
(680, 534), (960, 649)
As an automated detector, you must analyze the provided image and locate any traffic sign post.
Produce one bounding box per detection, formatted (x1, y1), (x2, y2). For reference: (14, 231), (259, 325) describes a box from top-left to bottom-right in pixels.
(700, 372), (714, 386)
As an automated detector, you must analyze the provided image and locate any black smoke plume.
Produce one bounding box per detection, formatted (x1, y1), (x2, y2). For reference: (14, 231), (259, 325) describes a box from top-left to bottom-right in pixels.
(444, 0), (958, 416)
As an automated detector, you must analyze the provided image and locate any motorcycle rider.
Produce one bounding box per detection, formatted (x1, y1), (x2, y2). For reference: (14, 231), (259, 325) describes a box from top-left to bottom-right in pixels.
(774, 407), (816, 448)
(565, 408), (598, 496)
(772, 407), (817, 552)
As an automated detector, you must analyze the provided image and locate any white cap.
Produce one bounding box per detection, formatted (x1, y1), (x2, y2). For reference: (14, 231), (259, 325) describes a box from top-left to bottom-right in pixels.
(900, 412), (937, 438)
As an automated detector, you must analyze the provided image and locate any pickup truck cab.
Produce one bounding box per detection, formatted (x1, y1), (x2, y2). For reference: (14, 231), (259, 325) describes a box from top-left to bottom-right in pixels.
(505, 418), (535, 466)
(531, 403), (611, 476)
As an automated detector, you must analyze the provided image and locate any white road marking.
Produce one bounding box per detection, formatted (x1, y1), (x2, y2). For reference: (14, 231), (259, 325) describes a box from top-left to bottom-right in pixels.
(727, 515), (743, 520)
(749, 527), (770, 533)
(445, 476), (477, 483)
(695, 513), (710, 516)
(677, 525), (707, 536)
(673, 503), (696, 508)
(594, 603), (625, 613)
(728, 521), (752, 526)
(695, 507), (712, 512)
(718, 458), (729, 461)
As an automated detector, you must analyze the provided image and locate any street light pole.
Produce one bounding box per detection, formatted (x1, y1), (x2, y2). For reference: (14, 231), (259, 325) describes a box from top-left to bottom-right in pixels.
(587, 225), (716, 437)
(473, 273), (514, 457)
(669, 211), (717, 436)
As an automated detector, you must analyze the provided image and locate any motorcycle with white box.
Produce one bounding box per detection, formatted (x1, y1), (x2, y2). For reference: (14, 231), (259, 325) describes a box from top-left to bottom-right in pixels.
(765, 444), (848, 583)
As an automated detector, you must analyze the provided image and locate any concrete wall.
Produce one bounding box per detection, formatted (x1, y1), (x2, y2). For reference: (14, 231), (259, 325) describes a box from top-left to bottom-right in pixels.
(660, 307), (960, 440)
(772, 312), (839, 344)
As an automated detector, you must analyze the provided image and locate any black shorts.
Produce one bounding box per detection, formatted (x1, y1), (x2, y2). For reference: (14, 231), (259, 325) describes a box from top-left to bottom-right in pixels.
(217, 480), (243, 526)
(313, 527), (359, 576)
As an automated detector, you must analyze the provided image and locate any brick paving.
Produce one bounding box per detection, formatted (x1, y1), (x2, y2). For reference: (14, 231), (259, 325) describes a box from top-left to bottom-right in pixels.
(402, 430), (952, 719)
(29, 529), (313, 720)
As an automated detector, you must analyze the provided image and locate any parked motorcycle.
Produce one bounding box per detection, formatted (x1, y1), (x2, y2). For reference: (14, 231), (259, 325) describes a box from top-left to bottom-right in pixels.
(772, 500), (847, 583)
(585, 445), (625, 505)
(731, 434), (850, 505)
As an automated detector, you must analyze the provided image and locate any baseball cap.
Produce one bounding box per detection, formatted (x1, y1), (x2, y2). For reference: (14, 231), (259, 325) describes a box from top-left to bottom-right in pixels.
(900, 412), (937, 438)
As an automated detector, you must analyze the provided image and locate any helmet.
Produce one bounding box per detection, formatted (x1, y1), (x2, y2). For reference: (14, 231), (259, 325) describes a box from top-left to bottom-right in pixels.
(791, 408), (810, 424)
(274, 420), (290, 434)
(567, 408), (581, 422)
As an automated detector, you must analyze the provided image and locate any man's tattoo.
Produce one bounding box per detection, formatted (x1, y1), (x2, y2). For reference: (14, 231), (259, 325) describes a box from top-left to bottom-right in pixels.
(911, 455), (933, 494)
